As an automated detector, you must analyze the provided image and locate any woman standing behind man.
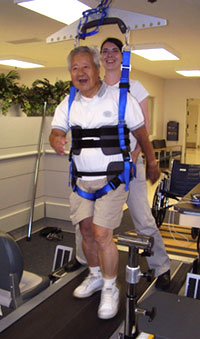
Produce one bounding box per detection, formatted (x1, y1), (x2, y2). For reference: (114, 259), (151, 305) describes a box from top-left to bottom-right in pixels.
(100, 38), (170, 289)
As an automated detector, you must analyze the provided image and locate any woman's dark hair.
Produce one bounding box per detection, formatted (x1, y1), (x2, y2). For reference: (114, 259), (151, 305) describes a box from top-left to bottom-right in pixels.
(100, 37), (123, 53)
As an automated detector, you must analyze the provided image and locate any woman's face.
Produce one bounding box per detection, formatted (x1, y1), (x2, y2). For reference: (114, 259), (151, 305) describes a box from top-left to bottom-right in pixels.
(100, 41), (122, 71)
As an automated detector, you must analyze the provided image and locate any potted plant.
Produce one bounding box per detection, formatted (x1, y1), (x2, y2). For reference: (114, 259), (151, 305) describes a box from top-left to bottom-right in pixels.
(0, 71), (71, 117)
(21, 78), (71, 116)
(0, 70), (23, 115)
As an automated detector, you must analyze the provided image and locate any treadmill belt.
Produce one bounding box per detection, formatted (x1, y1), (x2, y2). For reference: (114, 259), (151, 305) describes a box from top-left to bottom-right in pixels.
(1, 251), (150, 339)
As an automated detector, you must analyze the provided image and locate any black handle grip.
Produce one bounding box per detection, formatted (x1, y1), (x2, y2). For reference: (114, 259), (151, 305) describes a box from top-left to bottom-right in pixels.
(81, 17), (127, 38)
(146, 307), (156, 322)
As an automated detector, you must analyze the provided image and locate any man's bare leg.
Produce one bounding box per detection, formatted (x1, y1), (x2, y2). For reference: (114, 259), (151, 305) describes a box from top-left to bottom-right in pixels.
(79, 216), (99, 267)
(93, 224), (118, 278)
(73, 217), (103, 299)
(92, 224), (119, 319)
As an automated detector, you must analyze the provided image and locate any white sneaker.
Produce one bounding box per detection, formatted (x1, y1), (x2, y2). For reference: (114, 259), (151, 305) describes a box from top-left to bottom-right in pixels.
(73, 273), (103, 298)
(98, 286), (119, 319)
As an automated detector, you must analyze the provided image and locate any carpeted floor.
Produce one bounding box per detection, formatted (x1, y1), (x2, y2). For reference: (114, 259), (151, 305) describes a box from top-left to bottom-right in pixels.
(17, 229), (75, 276)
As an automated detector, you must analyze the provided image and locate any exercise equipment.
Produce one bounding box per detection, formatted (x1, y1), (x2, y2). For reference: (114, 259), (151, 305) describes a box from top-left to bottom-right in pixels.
(138, 291), (200, 339)
(117, 233), (155, 338)
(0, 231), (50, 314)
(46, 1), (167, 44)
(52, 244), (73, 274)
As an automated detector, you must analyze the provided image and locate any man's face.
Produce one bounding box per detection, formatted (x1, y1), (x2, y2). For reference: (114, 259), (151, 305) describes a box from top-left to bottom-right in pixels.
(101, 41), (122, 71)
(70, 52), (100, 98)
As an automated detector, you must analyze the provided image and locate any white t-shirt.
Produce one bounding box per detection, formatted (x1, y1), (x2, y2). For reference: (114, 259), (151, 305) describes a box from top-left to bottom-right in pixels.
(51, 83), (144, 180)
(129, 80), (149, 103)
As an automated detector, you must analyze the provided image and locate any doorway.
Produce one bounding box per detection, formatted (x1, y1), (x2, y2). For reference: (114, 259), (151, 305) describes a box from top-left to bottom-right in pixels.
(186, 98), (200, 148)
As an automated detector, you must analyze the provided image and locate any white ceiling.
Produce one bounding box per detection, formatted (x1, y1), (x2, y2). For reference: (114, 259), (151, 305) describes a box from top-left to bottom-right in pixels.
(1, 0), (200, 79)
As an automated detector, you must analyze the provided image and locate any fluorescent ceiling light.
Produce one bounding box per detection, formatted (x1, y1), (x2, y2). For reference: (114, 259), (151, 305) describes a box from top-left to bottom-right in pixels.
(132, 44), (179, 61)
(15, 0), (91, 25)
(0, 59), (44, 68)
(176, 70), (200, 77)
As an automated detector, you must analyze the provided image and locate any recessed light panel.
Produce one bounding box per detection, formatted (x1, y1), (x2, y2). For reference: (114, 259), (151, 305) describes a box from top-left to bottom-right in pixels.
(15, 0), (91, 25)
(0, 59), (44, 68)
(132, 47), (179, 61)
(176, 70), (200, 77)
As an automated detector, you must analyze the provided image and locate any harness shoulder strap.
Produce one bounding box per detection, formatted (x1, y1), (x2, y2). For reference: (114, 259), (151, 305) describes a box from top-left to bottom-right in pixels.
(68, 84), (77, 117)
(118, 49), (132, 191)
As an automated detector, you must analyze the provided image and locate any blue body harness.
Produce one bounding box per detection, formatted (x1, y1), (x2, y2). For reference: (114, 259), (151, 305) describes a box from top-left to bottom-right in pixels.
(67, 50), (136, 201)
(67, 0), (136, 201)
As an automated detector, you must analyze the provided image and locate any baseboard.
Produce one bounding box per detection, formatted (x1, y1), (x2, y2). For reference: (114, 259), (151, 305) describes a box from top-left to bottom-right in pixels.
(9, 217), (74, 241)
(45, 202), (71, 221)
(0, 202), (71, 233)
(0, 203), (44, 233)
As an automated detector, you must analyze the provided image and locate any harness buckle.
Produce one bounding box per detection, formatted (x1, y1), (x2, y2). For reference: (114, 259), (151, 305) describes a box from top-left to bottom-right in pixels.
(119, 82), (130, 90)
(69, 149), (73, 162)
(121, 64), (132, 72)
(118, 119), (126, 125)
(121, 148), (130, 159)
(109, 177), (122, 190)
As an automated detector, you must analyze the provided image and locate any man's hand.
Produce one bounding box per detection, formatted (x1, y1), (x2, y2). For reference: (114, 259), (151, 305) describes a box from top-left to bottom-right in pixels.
(132, 126), (161, 184)
(49, 129), (67, 155)
(130, 148), (140, 164)
(146, 160), (161, 184)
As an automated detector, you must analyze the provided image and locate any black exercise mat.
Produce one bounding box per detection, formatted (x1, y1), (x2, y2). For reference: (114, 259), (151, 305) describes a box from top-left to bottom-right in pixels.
(17, 231), (75, 276)
(1, 251), (150, 339)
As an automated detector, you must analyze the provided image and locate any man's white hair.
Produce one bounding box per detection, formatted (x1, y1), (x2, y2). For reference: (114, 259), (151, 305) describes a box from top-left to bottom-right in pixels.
(67, 45), (100, 72)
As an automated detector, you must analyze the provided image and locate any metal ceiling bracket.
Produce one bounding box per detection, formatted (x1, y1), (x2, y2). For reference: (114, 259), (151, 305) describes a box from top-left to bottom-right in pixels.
(46, 8), (167, 44)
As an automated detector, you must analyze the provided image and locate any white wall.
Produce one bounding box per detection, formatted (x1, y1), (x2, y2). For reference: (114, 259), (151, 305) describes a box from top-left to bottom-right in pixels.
(164, 78), (200, 157)
(131, 69), (165, 140)
(0, 117), (45, 232)
(0, 117), (71, 232)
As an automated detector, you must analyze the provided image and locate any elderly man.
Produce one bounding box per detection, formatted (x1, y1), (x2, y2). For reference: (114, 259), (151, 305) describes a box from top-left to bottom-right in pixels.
(49, 45), (160, 320)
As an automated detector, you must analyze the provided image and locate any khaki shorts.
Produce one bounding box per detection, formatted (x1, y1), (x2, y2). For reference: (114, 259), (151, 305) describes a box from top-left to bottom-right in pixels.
(70, 178), (128, 230)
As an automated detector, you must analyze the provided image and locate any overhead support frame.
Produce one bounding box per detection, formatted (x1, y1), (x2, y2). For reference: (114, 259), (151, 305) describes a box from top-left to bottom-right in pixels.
(46, 8), (167, 44)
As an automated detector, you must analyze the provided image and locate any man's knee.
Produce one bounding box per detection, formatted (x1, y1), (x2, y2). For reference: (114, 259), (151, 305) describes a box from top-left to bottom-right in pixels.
(79, 217), (94, 241)
(93, 225), (113, 249)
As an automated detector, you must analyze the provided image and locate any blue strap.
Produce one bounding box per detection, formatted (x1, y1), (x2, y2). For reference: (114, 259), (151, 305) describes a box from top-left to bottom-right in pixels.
(73, 173), (124, 201)
(74, 161), (136, 201)
(68, 85), (76, 117)
(118, 49), (131, 191)
(68, 86), (77, 187)
(77, 0), (112, 40)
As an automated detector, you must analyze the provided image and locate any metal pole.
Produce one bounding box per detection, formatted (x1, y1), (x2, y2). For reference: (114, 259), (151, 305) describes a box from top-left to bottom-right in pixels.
(124, 246), (139, 338)
(27, 102), (47, 240)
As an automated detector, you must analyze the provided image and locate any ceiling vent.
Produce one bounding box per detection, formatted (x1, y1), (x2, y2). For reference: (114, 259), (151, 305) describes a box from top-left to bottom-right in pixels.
(7, 38), (42, 44)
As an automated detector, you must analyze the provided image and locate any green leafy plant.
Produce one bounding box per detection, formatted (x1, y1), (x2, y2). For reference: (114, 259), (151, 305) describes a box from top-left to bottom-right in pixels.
(21, 78), (71, 116)
(0, 70), (22, 115)
(0, 71), (71, 116)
